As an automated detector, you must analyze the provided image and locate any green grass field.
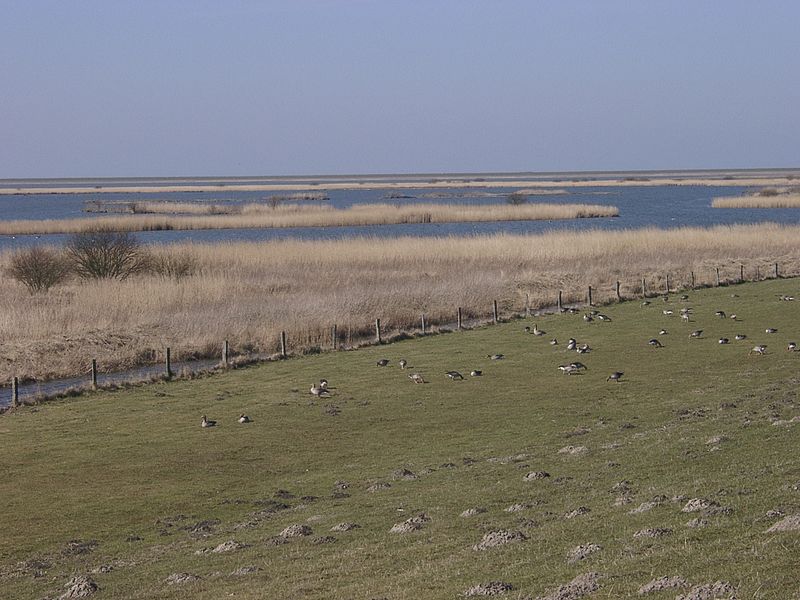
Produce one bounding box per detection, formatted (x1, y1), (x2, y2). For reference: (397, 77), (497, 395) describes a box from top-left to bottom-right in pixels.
(1, 279), (799, 599)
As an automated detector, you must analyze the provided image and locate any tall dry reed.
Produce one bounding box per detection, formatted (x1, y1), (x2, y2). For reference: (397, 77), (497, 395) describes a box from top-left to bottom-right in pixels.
(0, 202), (618, 235)
(2, 223), (799, 382)
(712, 194), (800, 208)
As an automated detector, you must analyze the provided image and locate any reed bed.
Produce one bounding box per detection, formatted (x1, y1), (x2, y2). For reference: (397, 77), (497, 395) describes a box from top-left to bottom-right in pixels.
(0, 202), (618, 235)
(2, 223), (800, 383)
(712, 193), (800, 208)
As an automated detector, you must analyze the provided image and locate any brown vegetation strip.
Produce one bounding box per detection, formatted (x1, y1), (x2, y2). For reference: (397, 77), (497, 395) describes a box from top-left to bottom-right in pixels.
(1, 223), (800, 382)
(712, 194), (800, 208)
(0, 203), (618, 235)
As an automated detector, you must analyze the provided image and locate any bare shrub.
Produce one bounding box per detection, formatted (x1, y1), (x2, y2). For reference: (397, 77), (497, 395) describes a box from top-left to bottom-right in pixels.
(6, 246), (70, 293)
(148, 250), (199, 280)
(66, 229), (148, 280)
(757, 187), (780, 197)
(507, 191), (528, 205)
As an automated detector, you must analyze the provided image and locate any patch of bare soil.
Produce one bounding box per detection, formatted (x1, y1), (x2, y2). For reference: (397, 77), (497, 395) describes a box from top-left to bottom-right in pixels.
(61, 540), (98, 556)
(392, 468), (418, 480)
(628, 501), (659, 514)
(633, 527), (672, 538)
(564, 507), (591, 519)
(311, 535), (337, 544)
(505, 503), (530, 513)
(390, 513), (430, 534)
(330, 522), (360, 532)
(566, 543), (602, 563)
(473, 530), (528, 551)
(675, 581), (736, 600)
(461, 507), (487, 518)
(536, 572), (602, 600)
(212, 540), (248, 553)
(524, 471), (551, 481)
(165, 572), (201, 585)
(558, 445), (588, 456)
(686, 518), (709, 528)
(230, 566), (260, 576)
(637, 576), (689, 595)
(681, 498), (718, 513)
(766, 514), (800, 532)
(367, 482), (392, 492)
(280, 524), (313, 538)
(464, 581), (514, 596)
(58, 575), (98, 599)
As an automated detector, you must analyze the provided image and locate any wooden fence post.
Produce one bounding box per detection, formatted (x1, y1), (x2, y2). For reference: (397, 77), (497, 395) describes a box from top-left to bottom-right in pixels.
(775, 262), (779, 278)
(11, 377), (19, 408)
(615, 281), (621, 302)
(755, 266), (760, 281)
(91, 359), (98, 390)
(716, 267), (721, 287)
(665, 274), (670, 293)
(457, 307), (463, 330)
(165, 347), (172, 379)
(492, 300), (498, 324)
(280, 331), (287, 358)
(740, 264), (744, 283)
(331, 325), (337, 349)
(557, 291), (563, 313)
(525, 293), (531, 317)
(690, 271), (695, 288)
(420, 314), (426, 335)
(641, 277), (647, 298)
(375, 318), (382, 343)
(588, 286), (593, 307)
(222, 340), (229, 365)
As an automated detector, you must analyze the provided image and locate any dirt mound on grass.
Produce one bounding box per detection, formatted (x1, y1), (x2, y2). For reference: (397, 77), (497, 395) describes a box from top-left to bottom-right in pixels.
(165, 572), (200, 585)
(524, 471), (551, 481)
(675, 581), (736, 600)
(686, 518), (709, 528)
(230, 566), (260, 576)
(390, 513), (430, 534)
(681, 498), (718, 512)
(536, 572), (602, 600)
(61, 540), (98, 556)
(211, 540), (247, 553)
(464, 581), (514, 596)
(58, 575), (98, 599)
(392, 468), (418, 480)
(472, 530), (528, 551)
(460, 507), (487, 518)
(765, 514), (800, 532)
(558, 445), (588, 456)
(280, 524), (313, 538)
(330, 522), (360, 532)
(637, 576), (689, 594)
(566, 543), (602, 563)
(367, 482), (392, 492)
(633, 527), (672, 538)
(564, 507), (591, 519)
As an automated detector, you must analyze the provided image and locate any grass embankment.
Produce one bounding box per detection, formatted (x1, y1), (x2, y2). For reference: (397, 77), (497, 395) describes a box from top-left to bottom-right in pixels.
(0, 202), (617, 235)
(1, 279), (799, 599)
(3, 223), (800, 382)
(712, 193), (800, 208)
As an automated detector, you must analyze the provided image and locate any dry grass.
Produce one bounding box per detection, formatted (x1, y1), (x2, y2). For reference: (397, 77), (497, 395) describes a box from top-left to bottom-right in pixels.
(0, 202), (618, 235)
(712, 193), (800, 208)
(2, 222), (800, 383)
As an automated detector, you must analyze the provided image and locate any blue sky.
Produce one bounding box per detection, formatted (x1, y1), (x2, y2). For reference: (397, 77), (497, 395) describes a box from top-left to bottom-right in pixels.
(1, 1), (798, 177)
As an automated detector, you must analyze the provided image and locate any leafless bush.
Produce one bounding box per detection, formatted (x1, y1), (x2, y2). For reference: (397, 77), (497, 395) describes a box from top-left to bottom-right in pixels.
(6, 246), (71, 293)
(66, 229), (148, 279)
(148, 250), (199, 280)
(757, 188), (780, 197)
(507, 191), (528, 205)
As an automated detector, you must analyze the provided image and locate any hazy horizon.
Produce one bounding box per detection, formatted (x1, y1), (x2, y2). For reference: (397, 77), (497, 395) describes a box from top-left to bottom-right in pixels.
(2, 1), (799, 178)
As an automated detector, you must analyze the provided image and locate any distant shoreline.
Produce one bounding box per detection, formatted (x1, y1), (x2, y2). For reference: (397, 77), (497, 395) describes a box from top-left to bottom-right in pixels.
(1, 175), (798, 195)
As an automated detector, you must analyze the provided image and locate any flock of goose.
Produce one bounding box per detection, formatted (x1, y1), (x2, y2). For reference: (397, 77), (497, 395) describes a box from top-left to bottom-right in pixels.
(201, 291), (796, 427)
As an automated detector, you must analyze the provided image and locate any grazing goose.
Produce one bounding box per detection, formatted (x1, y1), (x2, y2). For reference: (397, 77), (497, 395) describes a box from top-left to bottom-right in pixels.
(319, 378), (329, 390)
(648, 338), (663, 348)
(715, 310), (726, 318)
(550, 338), (558, 345)
(470, 370), (482, 377)
(680, 294), (689, 301)
(749, 344), (767, 356)
(663, 310), (673, 316)
(570, 361), (588, 370)
(765, 328), (778, 334)
(718, 338), (729, 344)
(690, 330), (703, 338)
(408, 373), (426, 384)
(532, 323), (545, 336)
(659, 329), (668, 335)
(566, 338), (577, 351)
(558, 364), (581, 375)
(729, 314), (738, 321)
(597, 314), (611, 322)
(787, 342), (797, 352)
(734, 334), (747, 341)
(779, 295), (795, 301)
(583, 314), (594, 322)
(376, 359), (390, 367)
(487, 354), (504, 360)
(399, 359), (407, 369)
(238, 414), (251, 424)
(606, 371), (624, 383)
(576, 344), (591, 354)
(681, 313), (692, 323)
(445, 371), (464, 380)
(310, 384), (330, 397)
(201, 415), (216, 428)
(641, 301), (651, 307)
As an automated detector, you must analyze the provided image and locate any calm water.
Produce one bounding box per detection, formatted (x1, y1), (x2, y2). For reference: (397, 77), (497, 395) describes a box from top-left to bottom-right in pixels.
(1, 184), (799, 250)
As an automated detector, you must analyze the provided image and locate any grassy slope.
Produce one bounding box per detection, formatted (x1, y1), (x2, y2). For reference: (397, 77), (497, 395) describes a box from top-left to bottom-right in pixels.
(1, 279), (799, 599)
